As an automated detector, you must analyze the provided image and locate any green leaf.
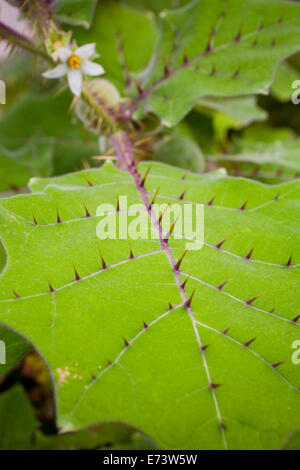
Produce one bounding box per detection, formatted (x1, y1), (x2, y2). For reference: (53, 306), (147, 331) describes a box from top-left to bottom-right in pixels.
(54, 0), (98, 28)
(0, 143), (53, 192)
(241, 124), (294, 144)
(195, 96), (267, 144)
(0, 159), (299, 449)
(154, 136), (205, 172)
(0, 54), (34, 104)
(72, 1), (158, 93)
(0, 327), (31, 378)
(122, 0), (190, 14)
(0, 242), (30, 379)
(132, 0), (300, 126)
(0, 384), (154, 449)
(0, 91), (99, 179)
(174, 111), (215, 154)
(271, 60), (300, 102)
(196, 97), (267, 128)
(35, 422), (154, 450)
(210, 134), (300, 183)
(0, 386), (37, 449)
(196, 96), (267, 143)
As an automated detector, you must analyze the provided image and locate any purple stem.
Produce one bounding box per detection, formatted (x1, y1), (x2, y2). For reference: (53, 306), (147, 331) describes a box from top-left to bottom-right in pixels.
(111, 131), (226, 439)
(0, 21), (52, 63)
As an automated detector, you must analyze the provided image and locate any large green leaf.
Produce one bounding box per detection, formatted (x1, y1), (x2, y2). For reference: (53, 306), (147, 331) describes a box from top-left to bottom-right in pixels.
(73, 1), (158, 93)
(0, 242), (30, 379)
(0, 158), (299, 449)
(132, 0), (300, 126)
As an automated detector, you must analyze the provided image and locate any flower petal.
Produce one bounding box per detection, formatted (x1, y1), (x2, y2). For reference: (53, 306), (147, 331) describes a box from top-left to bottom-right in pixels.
(81, 61), (105, 76)
(67, 69), (82, 96)
(76, 43), (96, 60)
(58, 47), (72, 62)
(42, 64), (67, 79)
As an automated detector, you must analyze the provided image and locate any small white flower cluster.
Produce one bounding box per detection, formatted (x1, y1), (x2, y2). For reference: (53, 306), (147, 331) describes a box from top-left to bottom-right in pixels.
(42, 43), (105, 97)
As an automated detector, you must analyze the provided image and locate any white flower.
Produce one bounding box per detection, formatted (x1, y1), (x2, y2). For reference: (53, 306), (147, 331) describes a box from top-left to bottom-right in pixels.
(42, 43), (105, 97)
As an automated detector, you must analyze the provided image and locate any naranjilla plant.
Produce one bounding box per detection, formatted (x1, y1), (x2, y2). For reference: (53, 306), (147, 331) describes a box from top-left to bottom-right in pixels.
(0, 0), (299, 452)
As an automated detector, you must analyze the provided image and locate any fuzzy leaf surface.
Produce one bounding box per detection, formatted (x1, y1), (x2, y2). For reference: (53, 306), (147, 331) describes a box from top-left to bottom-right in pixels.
(0, 162), (299, 449)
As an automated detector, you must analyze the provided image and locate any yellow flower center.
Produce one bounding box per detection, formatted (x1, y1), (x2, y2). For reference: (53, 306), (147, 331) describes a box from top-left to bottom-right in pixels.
(67, 54), (82, 70)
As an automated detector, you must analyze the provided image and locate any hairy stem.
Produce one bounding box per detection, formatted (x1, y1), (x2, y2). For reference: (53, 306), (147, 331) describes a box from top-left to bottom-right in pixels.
(0, 21), (53, 64)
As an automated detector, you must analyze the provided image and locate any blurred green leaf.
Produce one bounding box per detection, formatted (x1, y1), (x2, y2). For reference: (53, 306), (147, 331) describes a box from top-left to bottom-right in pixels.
(0, 91), (99, 179)
(54, 0), (98, 28)
(122, 0), (190, 13)
(271, 61), (300, 103)
(0, 385), (36, 449)
(241, 124), (295, 144)
(196, 96), (267, 143)
(175, 111), (215, 154)
(0, 143), (53, 192)
(155, 136), (205, 172)
(0, 384), (155, 449)
(0, 327), (30, 379)
(36, 425), (155, 450)
(210, 132), (300, 183)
